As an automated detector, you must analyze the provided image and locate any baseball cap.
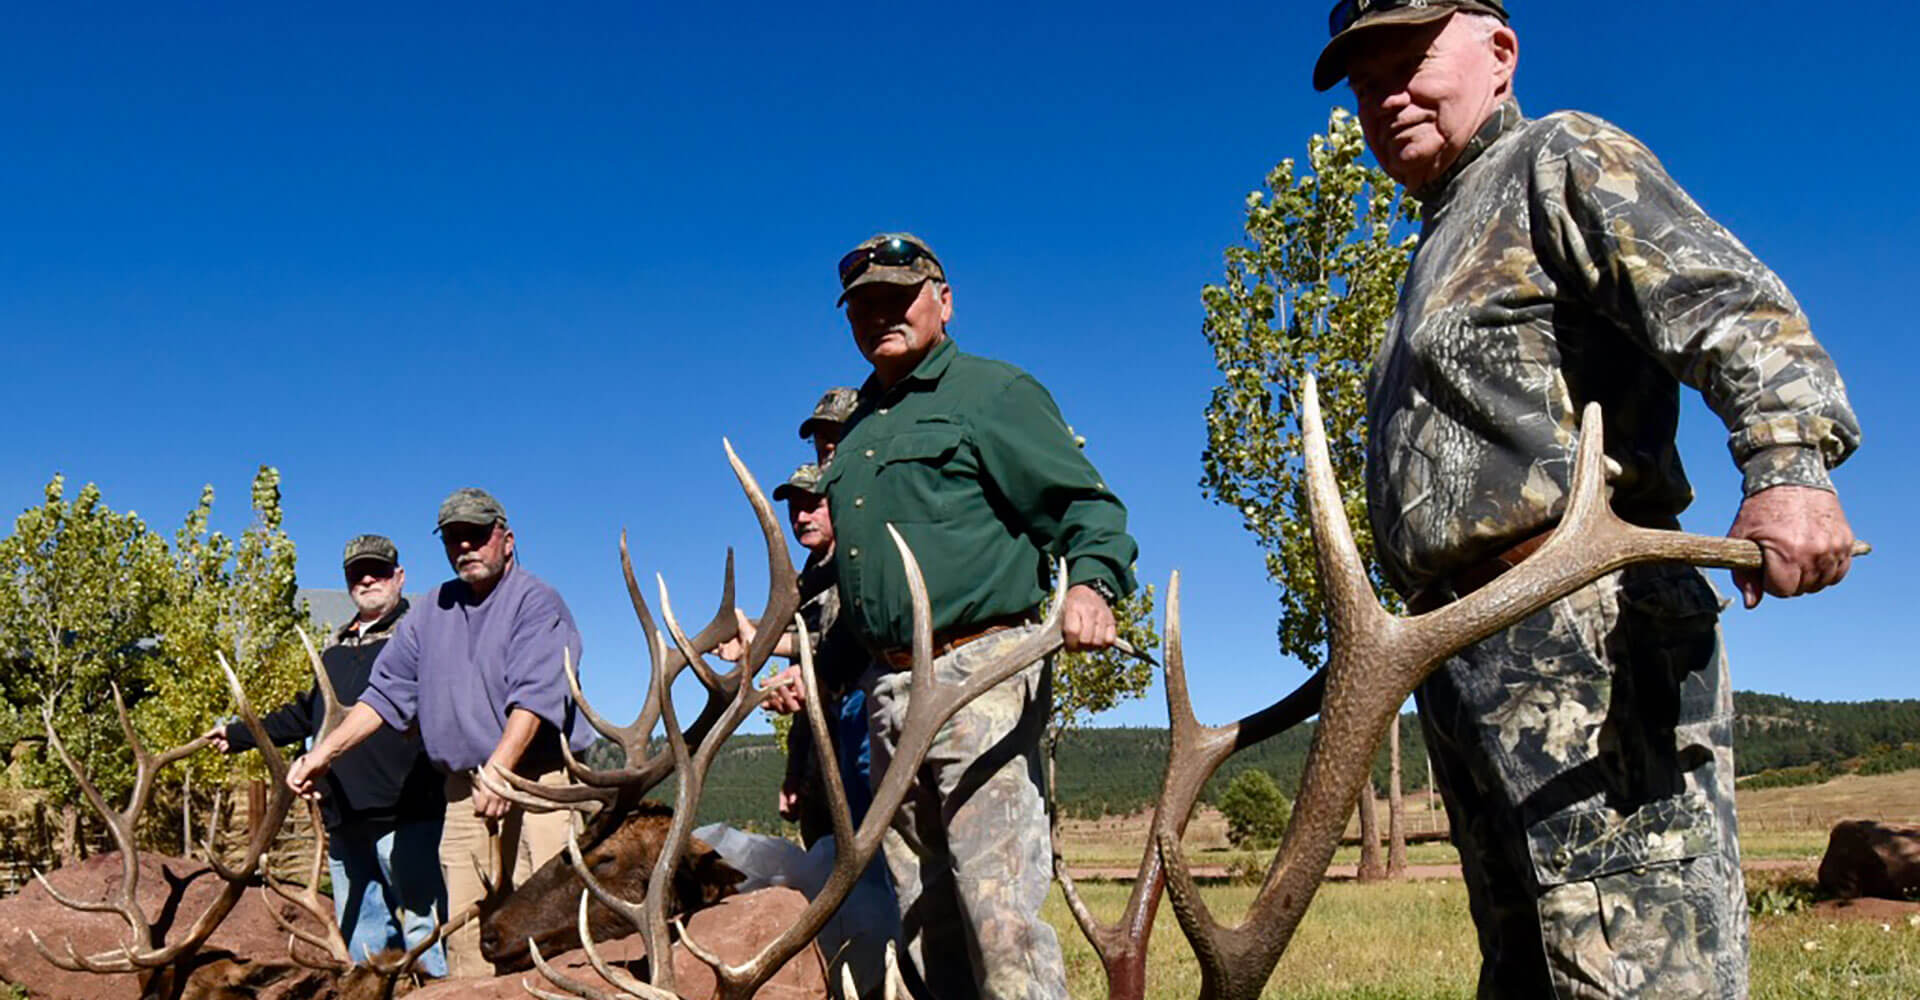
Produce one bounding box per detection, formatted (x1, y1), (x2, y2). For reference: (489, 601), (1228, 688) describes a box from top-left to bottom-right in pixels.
(798, 387), (860, 440)
(1314, 0), (1509, 92)
(436, 487), (506, 531)
(341, 534), (398, 570)
(771, 464), (824, 502)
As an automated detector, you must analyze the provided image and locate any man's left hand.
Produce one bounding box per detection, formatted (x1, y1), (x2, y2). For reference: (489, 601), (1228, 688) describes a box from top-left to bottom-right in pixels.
(1727, 484), (1855, 608)
(472, 763), (513, 820)
(1061, 584), (1118, 651)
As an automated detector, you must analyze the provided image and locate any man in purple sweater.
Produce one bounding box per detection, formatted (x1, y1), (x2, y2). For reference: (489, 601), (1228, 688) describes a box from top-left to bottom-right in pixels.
(287, 488), (592, 976)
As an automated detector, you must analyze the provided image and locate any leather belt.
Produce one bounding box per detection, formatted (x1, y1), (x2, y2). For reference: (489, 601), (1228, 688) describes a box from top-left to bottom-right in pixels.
(877, 611), (1041, 670)
(1407, 529), (1553, 615)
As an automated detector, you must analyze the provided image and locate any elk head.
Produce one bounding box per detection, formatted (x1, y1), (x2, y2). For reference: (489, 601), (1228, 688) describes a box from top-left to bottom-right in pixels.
(478, 800), (743, 971)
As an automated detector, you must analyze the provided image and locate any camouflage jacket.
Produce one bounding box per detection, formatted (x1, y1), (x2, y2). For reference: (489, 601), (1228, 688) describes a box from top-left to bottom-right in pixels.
(1366, 100), (1860, 595)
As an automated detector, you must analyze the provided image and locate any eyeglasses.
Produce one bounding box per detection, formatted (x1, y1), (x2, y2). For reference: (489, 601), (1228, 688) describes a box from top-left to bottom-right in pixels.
(838, 237), (940, 287)
(1327, 0), (1503, 37)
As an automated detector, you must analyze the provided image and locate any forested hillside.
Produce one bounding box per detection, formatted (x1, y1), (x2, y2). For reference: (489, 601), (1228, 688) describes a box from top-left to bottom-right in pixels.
(600, 691), (1920, 832)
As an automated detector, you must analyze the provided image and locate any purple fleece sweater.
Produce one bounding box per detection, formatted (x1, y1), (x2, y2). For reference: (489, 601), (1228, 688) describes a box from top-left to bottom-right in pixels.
(360, 561), (592, 773)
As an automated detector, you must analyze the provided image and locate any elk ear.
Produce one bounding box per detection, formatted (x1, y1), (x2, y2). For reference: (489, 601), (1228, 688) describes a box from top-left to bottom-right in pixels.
(679, 844), (746, 907)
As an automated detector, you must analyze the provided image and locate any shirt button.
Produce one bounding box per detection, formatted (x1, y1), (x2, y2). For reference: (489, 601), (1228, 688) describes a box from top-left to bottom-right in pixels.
(849, 547), (860, 559)
(864, 448), (875, 459)
(854, 497), (864, 508)
(877, 407), (889, 415)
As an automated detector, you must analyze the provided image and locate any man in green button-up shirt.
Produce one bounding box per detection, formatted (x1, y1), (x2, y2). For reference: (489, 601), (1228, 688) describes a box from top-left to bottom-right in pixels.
(826, 232), (1137, 1000)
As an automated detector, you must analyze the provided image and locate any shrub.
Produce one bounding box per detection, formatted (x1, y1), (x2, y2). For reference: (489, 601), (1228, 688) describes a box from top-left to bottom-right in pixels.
(1217, 769), (1291, 850)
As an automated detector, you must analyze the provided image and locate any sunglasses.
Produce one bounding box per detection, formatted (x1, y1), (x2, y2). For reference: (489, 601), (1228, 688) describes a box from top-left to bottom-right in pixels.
(838, 238), (940, 287)
(345, 561), (396, 581)
(440, 522), (498, 547)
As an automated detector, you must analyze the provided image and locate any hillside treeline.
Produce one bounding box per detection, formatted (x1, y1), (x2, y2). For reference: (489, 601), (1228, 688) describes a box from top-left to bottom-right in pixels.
(634, 690), (1920, 832)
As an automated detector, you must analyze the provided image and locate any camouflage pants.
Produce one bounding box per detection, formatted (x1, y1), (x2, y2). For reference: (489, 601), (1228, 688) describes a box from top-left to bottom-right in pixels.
(864, 624), (1065, 1000)
(1417, 564), (1748, 999)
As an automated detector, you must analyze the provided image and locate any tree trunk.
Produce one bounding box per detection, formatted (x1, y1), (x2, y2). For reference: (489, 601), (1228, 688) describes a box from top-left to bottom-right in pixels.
(1356, 779), (1385, 882)
(181, 772), (192, 858)
(1387, 720), (1407, 878)
(1426, 754), (1439, 833)
(55, 803), (81, 867)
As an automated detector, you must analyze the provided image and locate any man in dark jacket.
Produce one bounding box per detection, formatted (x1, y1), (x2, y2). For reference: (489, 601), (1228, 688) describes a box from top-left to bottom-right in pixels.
(208, 534), (447, 975)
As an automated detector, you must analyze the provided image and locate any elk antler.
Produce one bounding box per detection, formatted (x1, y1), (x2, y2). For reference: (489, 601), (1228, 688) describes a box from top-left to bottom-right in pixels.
(1051, 577), (1328, 1000)
(1149, 377), (1867, 1000)
(29, 649), (300, 974)
(671, 528), (1073, 1000)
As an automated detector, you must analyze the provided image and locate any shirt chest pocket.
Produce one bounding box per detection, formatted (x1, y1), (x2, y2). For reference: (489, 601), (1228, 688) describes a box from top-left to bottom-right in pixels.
(873, 425), (967, 521)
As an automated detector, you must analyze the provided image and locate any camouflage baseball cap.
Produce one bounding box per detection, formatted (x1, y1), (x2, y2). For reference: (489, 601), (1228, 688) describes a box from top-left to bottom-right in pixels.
(798, 386), (859, 440)
(771, 464), (824, 502)
(836, 232), (946, 305)
(341, 534), (398, 569)
(1314, 0), (1509, 92)
(436, 487), (506, 531)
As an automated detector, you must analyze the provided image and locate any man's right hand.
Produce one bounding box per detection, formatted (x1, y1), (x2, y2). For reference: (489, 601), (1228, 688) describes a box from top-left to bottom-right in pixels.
(1728, 484), (1855, 608)
(777, 776), (803, 822)
(286, 752), (329, 801)
(201, 726), (230, 754)
(762, 665), (807, 715)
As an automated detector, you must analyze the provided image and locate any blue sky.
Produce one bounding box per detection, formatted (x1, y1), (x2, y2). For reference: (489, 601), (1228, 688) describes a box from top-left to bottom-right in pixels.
(1, 2), (1910, 734)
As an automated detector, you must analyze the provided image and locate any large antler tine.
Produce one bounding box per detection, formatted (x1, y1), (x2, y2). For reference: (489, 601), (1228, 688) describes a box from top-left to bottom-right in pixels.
(216, 649), (289, 781)
(723, 438), (799, 621)
(1155, 828), (1231, 988)
(39, 707), (135, 870)
(657, 572), (723, 692)
(573, 890), (666, 999)
(793, 616), (857, 850)
(296, 627), (347, 743)
(526, 936), (624, 1000)
(1162, 572), (1199, 737)
(885, 524), (937, 687)
(1299, 375), (1387, 633)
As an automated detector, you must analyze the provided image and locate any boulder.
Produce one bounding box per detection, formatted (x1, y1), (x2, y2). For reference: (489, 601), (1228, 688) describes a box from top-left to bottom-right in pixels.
(1816, 820), (1920, 901)
(410, 886), (826, 1000)
(0, 856), (827, 1000)
(0, 851), (333, 1000)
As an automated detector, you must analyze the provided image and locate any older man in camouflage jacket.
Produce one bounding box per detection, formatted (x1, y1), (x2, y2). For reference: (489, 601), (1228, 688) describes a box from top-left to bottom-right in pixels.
(1317, 2), (1861, 997)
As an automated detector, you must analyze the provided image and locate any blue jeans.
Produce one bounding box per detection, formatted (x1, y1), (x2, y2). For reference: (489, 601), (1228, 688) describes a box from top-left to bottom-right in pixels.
(328, 815), (449, 978)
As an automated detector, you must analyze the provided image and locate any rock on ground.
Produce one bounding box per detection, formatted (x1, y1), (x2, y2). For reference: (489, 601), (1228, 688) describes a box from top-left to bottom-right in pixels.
(0, 851), (333, 1000)
(1817, 820), (1920, 901)
(410, 887), (826, 1000)
(0, 855), (826, 1000)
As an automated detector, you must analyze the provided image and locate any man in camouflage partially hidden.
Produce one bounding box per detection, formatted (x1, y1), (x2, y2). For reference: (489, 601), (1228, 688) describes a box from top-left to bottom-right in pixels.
(1317, 2), (1860, 997)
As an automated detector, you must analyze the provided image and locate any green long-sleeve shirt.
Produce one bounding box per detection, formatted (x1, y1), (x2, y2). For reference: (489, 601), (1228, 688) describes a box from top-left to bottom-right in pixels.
(822, 336), (1138, 650)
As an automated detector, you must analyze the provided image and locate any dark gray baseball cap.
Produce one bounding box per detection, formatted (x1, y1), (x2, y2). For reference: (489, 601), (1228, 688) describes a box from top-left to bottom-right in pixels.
(799, 387), (859, 440)
(1314, 0), (1509, 92)
(436, 487), (506, 531)
(341, 534), (399, 569)
(771, 464), (824, 502)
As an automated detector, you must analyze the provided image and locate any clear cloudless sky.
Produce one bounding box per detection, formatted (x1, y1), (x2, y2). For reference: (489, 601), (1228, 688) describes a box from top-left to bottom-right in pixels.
(1, 2), (1910, 734)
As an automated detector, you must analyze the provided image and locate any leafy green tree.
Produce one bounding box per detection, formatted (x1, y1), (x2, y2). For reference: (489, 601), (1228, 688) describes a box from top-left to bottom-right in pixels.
(142, 466), (313, 794)
(1198, 108), (1417, 871)
(0, 476), (171, 861)
(1216, 768), (1291, 850)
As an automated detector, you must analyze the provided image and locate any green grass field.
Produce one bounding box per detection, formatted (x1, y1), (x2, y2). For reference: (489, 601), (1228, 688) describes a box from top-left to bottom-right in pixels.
(1044, 770), (1920, 997)
(1046, 880), (1920, 999)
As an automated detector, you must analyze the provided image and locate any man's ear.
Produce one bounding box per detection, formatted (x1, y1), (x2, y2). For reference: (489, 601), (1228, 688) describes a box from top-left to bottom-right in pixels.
(394, 566), (406, 589)
(1490, 26), (1518, 93)
(937, 282), (954, 324)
